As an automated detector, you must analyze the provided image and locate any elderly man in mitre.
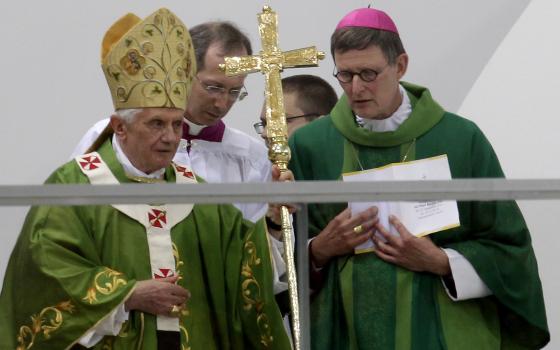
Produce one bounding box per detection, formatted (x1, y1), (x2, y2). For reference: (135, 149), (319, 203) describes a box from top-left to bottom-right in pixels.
(0, 9), (290, 350)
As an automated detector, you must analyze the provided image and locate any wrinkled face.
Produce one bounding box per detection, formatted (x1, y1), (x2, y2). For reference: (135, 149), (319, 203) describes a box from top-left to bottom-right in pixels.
(185, 42), (248, 126)
(334, 45), (408, 120)
(111, 108), (183, 174)
(259, 92), (309, 143)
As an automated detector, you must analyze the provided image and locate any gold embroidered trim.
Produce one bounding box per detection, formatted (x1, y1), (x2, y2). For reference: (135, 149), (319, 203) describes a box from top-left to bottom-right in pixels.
(172, 243), (189, 318)
(137, 312), (145, 350)
(83, 268), (128, 304)
(170, 242), (193, 347)
(99, 319), (132, 349)
(172, 243), (185, 281)
(126, 174), (166, 184)
(118, 319), (131, 337)
(241, 231), (273, 347)
(16, 300), (75, 350)
(100, 337), (114, 349)
(180, 325), (192, 350)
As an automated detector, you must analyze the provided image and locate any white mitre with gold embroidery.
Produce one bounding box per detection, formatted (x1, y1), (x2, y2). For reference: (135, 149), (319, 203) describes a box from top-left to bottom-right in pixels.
(101, 8), (196, 110)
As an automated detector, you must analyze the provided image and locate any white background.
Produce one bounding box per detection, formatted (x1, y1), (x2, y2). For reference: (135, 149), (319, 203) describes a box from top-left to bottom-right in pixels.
(459, 1), (559, 346)
(0, 0), (556, 346)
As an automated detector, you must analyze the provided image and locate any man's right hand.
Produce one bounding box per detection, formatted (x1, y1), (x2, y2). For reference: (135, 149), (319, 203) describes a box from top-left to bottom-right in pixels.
(125, 276), (190, 317)
(310, 207), (378, 267)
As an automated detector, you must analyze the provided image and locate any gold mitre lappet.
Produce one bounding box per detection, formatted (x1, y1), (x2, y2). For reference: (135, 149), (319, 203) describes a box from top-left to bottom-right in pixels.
(101, 8), (196, 110)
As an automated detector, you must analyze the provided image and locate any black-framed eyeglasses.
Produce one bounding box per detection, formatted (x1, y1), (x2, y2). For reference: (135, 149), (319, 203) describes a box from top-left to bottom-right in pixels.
(195, 75), (248, 101)
(253, 113), (318, 135)
(333, 66), (388, 83)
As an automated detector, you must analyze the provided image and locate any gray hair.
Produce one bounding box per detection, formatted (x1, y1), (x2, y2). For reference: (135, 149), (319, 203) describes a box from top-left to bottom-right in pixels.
(115, 108), (142, 124)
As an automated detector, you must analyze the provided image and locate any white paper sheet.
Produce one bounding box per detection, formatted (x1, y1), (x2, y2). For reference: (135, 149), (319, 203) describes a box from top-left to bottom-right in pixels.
(342, 155), (460, 254)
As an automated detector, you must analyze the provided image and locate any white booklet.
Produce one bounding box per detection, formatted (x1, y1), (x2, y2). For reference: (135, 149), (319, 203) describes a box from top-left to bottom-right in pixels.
(342, 154), (460, 254)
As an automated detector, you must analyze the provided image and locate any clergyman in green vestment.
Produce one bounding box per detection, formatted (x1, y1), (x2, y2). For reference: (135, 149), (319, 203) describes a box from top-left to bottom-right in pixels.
(288, 7), (549, 350)
(0, 8), (290, 350)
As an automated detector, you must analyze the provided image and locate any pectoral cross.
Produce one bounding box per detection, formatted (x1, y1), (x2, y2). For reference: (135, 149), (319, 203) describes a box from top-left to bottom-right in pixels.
(219, 6), (324, 350)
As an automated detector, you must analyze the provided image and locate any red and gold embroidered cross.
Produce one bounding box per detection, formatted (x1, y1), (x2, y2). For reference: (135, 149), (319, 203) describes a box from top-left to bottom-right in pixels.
(153, 268), (174, 279)
(175, 165), (195, 179)
(148, 209), (167, 228)
(79, 155), (101, 170)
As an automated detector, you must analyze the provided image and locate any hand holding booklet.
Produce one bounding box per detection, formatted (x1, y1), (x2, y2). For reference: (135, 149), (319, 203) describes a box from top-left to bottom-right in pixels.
(342, 155), (460, 254)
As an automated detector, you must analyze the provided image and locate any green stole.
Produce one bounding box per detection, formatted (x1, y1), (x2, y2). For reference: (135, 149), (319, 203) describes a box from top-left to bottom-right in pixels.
(325, 82), (500, 350)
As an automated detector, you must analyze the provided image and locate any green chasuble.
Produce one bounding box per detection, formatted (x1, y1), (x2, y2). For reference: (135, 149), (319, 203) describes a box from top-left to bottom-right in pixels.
(0, 139), (291, 350)
(289, 82), (549, 350)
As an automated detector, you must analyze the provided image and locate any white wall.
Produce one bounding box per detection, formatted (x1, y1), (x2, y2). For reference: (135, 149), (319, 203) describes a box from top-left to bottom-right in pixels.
(0, 0), (528, 186)
(459, 0), (559, 345)
(3, 0), (556, 346)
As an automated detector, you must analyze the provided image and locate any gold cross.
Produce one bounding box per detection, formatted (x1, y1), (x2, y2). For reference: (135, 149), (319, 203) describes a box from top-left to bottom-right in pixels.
(220, 7), (324, 350)
(219, 5), (324, 170)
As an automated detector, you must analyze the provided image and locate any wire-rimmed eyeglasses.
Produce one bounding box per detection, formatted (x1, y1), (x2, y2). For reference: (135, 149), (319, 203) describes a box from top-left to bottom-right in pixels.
(333, 66), (388, 83)
(253, 113), (318, 135)
(195, 76), (248, 101)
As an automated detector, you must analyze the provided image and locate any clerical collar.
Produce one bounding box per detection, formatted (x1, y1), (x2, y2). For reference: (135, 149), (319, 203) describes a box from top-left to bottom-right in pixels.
(355, 84), (412, 132)
(112, 134), (166, 180)
(182, 117), (226, 142)
(183, 118), (205, 135)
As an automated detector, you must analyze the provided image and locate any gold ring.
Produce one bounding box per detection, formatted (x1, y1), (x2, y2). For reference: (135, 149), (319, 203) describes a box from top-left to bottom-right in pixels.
(170, 305), (181, 317)
(353, 225), (363, 234)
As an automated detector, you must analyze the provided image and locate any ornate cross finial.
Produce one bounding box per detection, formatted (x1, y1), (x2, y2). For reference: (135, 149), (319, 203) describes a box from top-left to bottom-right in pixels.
(219, 6), (324, 169)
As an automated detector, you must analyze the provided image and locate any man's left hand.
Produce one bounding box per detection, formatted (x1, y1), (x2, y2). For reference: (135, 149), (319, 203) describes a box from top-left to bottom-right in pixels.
(372, 215), (451, 276)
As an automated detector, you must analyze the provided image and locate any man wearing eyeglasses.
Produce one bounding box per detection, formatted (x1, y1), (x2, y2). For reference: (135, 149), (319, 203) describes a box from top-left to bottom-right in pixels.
(254, 74), (338, 317)
(254, 74), (338, 140)
(288, 7), (549, 350)
(177, 21), (273, 224)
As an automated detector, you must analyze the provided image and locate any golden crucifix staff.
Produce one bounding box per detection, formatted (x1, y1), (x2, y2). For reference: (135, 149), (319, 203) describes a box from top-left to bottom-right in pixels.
(219, 6), (324, 350)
